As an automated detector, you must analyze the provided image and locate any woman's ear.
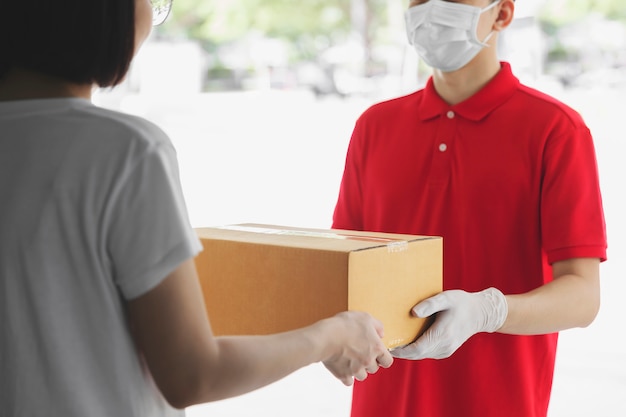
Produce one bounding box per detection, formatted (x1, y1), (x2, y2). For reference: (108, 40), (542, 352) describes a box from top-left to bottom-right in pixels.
(493, 0), (515, 32)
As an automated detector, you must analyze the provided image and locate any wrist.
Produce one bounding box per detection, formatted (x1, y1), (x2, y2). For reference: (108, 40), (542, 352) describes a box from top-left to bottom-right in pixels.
(308, 316), (341, 363)
(481, 287), (508, 333)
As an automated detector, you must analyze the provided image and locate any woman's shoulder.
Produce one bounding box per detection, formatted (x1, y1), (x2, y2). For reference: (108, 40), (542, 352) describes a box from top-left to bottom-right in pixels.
(77, 100), (171, 149)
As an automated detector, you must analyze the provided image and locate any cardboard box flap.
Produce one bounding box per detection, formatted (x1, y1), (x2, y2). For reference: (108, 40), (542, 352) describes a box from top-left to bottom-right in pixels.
(196, 223), (438, 253)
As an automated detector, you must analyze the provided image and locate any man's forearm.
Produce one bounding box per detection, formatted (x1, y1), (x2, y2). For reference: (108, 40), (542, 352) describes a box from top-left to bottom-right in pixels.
(499, 258), (600, 335)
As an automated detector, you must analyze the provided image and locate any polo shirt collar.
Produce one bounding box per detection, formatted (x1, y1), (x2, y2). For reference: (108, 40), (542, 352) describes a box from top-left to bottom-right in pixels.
(418, 62), (520, 121)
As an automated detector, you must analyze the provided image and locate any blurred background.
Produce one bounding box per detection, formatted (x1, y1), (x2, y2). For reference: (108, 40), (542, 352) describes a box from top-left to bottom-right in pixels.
(96, 0), (625, 415)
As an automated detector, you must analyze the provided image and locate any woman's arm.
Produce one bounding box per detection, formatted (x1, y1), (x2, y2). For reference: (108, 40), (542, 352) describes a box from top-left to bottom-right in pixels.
(127, 258), (393, 409)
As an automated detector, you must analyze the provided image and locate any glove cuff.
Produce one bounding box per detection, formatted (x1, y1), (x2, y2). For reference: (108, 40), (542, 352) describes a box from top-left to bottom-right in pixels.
(482, 287), (508, 333)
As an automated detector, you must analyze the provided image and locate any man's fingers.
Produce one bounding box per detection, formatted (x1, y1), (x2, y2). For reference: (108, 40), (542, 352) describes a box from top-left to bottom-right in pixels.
(413, 292), (450, 317)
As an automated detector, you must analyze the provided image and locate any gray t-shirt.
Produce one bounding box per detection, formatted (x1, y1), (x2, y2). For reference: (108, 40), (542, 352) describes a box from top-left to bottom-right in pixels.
(0, 98), (203, 416)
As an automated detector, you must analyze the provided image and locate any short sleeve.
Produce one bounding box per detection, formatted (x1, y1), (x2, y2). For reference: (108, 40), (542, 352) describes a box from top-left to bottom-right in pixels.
(541, 124), (607, 264)
(106, 141), (202, 299)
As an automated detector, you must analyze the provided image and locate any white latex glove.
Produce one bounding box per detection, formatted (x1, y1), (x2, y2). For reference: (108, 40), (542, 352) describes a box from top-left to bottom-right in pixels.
(392, 288), (508, 360)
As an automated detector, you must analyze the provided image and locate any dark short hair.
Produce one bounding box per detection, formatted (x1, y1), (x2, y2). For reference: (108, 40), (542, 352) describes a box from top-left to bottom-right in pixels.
(0, 0), (136, 87)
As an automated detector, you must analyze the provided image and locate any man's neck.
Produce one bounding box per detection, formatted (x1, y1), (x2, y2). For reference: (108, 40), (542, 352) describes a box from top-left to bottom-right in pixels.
(0, 68), (93, 101)
(431, 52), (502, 106)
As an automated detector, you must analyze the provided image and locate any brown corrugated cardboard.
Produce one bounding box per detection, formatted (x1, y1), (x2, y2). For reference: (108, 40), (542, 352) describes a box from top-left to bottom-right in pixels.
(194, 224), (442, 349)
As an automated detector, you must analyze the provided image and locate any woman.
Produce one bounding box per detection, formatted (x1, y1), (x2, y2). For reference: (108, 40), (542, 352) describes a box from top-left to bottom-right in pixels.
(0, 1), (393, 415)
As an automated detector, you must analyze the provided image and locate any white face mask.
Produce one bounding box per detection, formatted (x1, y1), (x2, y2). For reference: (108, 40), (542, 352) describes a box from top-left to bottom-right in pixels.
(405, 0), (501, 72)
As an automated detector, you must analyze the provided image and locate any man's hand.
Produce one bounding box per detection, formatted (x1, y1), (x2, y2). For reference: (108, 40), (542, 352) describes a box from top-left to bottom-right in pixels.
(392, 288), (508, 360)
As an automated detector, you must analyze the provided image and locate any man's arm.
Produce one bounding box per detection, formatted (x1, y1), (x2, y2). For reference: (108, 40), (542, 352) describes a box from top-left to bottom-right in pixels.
(500, 257), (600, 334)
(391, 257), (600, 360)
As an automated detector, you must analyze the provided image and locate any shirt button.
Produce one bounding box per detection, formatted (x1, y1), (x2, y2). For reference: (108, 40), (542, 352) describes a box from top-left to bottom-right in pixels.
(446, 110), (455, 119)
(439, 143), (447, 152)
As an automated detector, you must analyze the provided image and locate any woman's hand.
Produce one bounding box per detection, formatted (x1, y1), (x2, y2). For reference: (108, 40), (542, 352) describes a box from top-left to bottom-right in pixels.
(320, 311), (394, 385)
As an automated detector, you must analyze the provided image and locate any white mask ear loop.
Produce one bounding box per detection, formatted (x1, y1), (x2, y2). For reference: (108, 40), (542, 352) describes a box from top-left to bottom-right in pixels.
(477, 0), (502, 46)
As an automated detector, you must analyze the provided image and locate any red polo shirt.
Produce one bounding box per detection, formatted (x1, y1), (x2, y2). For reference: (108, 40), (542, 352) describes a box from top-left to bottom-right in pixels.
(332, 62), (607, 417)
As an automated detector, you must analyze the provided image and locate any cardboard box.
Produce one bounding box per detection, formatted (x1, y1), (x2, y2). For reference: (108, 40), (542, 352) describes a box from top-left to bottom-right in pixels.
(194, 224), (442, 349)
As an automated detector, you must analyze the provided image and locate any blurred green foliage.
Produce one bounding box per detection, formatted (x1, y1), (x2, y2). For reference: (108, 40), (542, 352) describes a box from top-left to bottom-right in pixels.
(538, 0), (626, 25)
(155, 0), (625, 78)
(160, 0), (625, 46)
(160, 0), (384, 44)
